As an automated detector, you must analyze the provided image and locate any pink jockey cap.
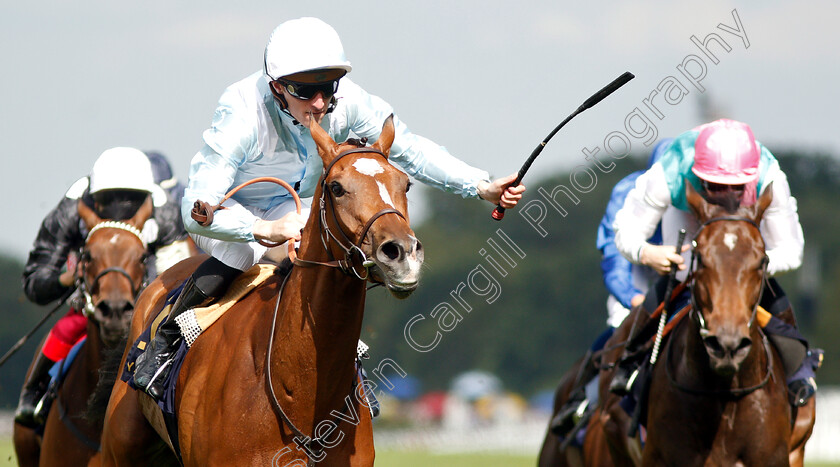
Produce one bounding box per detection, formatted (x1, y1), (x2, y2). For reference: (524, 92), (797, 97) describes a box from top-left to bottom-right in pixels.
(691, 119), (760, 185)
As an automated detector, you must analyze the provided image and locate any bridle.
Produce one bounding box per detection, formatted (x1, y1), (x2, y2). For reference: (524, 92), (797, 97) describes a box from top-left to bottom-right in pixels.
(264, 145), (407, 465)
(292, 145), (407, 280)
(190, 144), (408, 281)
(668, 215), (774, 397)
(79, 221), (148, 317)
(53, 220), (147, 453)
(687, 216), (769, 337)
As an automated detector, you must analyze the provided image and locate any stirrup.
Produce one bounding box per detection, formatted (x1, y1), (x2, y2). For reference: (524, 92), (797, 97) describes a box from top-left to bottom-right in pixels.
(144, 357), (175, 399)
(609, 367), (639, 396)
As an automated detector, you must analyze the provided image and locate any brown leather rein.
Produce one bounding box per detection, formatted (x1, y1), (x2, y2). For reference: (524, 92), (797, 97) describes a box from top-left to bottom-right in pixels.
(190, 146), (407, 280)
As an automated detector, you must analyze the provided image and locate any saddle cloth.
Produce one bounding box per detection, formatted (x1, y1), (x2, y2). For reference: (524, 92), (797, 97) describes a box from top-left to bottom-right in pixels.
(174, 263), (278, 347)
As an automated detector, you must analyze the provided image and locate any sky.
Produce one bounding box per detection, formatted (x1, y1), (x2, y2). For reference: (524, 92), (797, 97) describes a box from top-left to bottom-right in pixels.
(2, 1), (838, 260)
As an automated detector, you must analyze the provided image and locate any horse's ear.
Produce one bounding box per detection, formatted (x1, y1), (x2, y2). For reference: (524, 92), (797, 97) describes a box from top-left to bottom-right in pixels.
(752, 181), (773, 221)
(308, 115), (339, 163)
(685, 180), (713, 221)
(372, 114), (395, 158)
(127, 195), (153, 229)
(78, 199), (101, 230)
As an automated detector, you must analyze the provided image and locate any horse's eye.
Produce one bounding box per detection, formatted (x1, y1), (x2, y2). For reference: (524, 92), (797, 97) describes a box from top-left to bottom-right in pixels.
(329, 181), (346, 197)
(406, 181), (413, 193)
(80, 251), (92, 263)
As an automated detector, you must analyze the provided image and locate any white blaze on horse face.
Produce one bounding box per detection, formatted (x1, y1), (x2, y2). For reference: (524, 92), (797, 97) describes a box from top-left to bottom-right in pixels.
(352, 158), (384, 177)
(353, 158), (394, 207)
(376, 181), (396, 208)
(109, 234), (119, 245)
(723, 233), (738, 251)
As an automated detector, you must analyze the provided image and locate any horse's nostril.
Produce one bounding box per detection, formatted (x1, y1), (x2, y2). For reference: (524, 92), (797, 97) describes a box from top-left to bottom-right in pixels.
(380, 241), (402, 261)
(735, 337), (752, 353)
(704, 336), (725, 356)
(704, 334), (752, 359)
(98, 300), (133, 317)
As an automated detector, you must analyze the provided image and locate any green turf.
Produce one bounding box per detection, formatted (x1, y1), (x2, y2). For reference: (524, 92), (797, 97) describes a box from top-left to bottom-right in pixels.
(374, 450), (535, 467)
(2, 439), (838, 466)
(1, 439), (16, 466)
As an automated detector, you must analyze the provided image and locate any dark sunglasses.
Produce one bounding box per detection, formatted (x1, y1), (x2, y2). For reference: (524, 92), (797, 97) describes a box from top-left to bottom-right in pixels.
(275, 79), (340, 100)
(701, 180), (746, 193)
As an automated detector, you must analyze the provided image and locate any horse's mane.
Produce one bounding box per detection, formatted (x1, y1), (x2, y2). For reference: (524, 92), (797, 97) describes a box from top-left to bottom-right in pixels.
(86, 334), (128, 422)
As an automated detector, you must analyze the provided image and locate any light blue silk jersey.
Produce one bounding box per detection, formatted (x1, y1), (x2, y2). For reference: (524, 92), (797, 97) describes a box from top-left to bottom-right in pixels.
(183, 71), (489, 242)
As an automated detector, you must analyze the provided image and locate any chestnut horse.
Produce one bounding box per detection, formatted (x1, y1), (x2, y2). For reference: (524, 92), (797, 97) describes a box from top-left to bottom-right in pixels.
(542, 182), (815, 466)
(13, 198), (151, 466)
(100, 116), (422, 466)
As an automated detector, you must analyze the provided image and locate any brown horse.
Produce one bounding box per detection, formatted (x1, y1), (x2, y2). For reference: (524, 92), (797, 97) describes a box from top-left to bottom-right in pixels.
(13, 198), (152, 466)
(591, 182), (814, 466)
(100, 115), (422, 466)
(542, 182), (815, 466)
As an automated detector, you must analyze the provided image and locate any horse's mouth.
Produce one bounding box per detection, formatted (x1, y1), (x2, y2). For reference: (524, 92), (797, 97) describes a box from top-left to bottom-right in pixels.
(385, 280), (419, 299)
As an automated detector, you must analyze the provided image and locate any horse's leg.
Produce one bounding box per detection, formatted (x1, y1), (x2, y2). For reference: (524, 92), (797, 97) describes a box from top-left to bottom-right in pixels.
(595, 403), (638, 467)
(12, 424), (40, 467)
(538, 430), (564, 467)
(12, 336), (49, 467)
(539, 357), (589, 467)
(581, 414), (616, 467)
(788, 396), (816, 467)
(592, 307), (642, 467)
(101, 381), (177, 466)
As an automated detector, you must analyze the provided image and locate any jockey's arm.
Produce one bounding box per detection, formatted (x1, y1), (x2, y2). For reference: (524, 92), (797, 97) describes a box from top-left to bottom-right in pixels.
(339, 79), (496, 201)
(22, 197), (80, 305)
(760, 168), (804, 275)
(613, 164), (672, 270)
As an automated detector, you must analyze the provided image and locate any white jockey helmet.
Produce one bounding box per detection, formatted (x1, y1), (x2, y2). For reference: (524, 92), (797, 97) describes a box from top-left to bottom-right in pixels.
(263, 17), (353, 80)
(89, 147), (167, 207)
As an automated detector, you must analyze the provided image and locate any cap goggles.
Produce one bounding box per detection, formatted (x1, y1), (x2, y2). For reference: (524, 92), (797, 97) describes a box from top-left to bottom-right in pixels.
(275, 78), (340, 100)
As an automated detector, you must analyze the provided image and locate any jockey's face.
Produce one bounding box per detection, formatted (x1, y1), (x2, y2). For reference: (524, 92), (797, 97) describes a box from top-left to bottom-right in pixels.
(270, 69), (345, 127)
(701, 181), (746, 213)
(280, 85), (330, 127)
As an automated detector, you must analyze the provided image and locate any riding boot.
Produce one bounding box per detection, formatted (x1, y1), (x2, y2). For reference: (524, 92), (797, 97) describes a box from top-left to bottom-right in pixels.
(763, 314), (822, 407)
(133, 257), (243, 399)
(608, 310), (657, 396)
(133, 275), (214, 399)
(759, 279), (822, 407)
(14, 352), (55, 428)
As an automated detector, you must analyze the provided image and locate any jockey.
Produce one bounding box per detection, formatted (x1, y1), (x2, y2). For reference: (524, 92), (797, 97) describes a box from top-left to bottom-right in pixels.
(550, 140), (668, 436)
(609, 118), (821, 407)
(132, 17), (526, 399)
(15, 147), (190, 428)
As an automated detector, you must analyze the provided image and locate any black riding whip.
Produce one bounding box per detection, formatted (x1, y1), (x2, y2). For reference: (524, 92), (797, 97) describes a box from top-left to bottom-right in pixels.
(0, 287), (76, 368)
(491, 71), (635, 220)
(628, 229), (686, 437)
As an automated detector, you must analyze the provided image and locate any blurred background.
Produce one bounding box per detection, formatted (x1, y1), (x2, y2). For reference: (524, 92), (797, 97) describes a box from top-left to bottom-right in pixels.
(1, 1), (839, 465)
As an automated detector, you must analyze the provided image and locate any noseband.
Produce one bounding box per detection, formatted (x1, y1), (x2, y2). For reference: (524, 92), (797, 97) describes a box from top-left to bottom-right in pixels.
(294, 146), (407, 280)
(79, 221), (147, 316)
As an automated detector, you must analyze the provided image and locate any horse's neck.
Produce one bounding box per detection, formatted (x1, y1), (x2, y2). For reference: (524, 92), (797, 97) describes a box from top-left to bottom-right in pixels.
(273, 231), (368, 401)
(79, 321), (104, 384)
(56, 321), (105, 428)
